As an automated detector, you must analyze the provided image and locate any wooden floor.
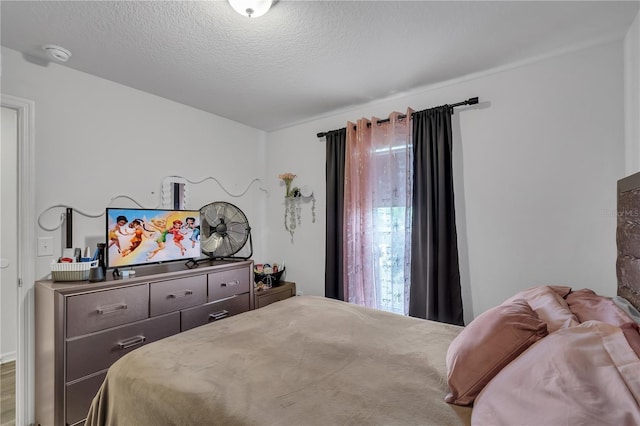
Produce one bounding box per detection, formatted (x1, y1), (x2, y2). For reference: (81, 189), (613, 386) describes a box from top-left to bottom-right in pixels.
(0, 361), (15, 426)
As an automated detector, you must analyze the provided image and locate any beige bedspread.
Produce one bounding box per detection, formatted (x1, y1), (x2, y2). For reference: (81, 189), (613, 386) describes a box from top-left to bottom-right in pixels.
(86, 295), (471, 426)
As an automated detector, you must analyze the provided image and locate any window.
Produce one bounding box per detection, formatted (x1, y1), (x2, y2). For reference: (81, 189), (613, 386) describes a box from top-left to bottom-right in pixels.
(373, 205), (411, 314)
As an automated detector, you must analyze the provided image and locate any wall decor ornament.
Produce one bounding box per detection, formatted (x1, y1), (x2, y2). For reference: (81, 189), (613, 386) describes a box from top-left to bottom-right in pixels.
(278, 173), (315, 243)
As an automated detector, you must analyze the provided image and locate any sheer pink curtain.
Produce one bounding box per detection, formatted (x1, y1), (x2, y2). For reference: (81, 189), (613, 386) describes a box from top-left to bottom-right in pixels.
(343, 109), (413, 314)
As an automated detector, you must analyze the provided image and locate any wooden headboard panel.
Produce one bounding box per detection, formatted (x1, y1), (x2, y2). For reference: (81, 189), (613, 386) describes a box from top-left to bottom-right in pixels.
(617, 172), (640, 311)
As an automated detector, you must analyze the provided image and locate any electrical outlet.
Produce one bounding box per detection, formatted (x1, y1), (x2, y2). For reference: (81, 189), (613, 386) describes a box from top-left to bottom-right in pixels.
(37, 237), (54, 257)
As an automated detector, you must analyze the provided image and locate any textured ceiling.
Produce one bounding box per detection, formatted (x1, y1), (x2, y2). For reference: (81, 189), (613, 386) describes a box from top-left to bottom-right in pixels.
(1, 1), (638, 131)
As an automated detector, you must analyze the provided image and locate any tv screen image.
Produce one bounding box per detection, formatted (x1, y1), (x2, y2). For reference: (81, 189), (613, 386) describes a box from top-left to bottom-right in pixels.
(106, 208), (201, 269)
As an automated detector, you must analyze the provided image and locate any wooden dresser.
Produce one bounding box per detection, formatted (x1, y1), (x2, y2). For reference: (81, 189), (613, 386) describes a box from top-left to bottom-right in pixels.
(254, 281), (296, 309)
(35, 260), (253, 426)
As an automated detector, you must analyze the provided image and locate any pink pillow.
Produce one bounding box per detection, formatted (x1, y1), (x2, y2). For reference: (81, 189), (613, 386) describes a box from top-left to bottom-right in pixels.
(621, 323), (640, 357)
(472, 322), (640, 426)
(548, 285), (572, 298)
(445, 299), (548, 406)
(566, 288), (635, 327)
(504, 286), (579, 332)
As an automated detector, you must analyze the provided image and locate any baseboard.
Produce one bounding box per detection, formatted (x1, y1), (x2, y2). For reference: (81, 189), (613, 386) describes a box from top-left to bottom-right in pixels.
(0, 351), (17, 364)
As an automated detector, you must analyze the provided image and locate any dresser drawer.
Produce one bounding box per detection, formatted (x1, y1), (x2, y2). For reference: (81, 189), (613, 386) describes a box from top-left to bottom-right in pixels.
(208, 267), (250, 301)
(149, 275), (207, 317)
(66, 284), (149, 338)
(255, 282), (296, 309)
(66, 371), (107, 426)
(181, 293), (250, 331)
(66, 312), (180, 382)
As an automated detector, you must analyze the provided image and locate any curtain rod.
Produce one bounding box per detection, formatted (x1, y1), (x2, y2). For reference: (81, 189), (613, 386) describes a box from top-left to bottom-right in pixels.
(316, 97), (479, 138)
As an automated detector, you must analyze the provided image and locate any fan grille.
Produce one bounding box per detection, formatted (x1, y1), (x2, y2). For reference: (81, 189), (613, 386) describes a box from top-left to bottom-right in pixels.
(200, 202), (250, 258)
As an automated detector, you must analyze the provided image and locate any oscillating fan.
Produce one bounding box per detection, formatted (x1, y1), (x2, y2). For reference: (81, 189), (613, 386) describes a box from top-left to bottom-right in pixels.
(199, 201), (253, 260)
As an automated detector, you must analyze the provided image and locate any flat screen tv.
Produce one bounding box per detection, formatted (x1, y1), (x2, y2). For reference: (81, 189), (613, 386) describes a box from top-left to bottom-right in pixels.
(106, 208), (201, 270)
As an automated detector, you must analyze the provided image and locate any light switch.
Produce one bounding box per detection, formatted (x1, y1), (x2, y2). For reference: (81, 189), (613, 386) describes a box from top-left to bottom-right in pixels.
(37, 237), (54, 257)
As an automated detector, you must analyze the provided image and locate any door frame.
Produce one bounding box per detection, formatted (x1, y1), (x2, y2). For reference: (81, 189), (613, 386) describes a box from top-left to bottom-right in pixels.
(2, 94), (36, 425)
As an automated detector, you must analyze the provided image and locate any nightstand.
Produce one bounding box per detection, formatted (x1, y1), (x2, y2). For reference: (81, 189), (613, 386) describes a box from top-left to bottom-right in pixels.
(254, 281), (296, 309)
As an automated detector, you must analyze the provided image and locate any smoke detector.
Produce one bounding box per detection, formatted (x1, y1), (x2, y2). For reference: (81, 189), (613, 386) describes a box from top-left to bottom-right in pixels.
(42, 44), (72, 62)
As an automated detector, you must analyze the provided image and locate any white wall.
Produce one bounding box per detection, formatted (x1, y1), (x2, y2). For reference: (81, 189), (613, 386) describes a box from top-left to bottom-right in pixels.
(625, 11), (640, 174)
(266, 40), (626, 323)
(0, 47), (267, 281)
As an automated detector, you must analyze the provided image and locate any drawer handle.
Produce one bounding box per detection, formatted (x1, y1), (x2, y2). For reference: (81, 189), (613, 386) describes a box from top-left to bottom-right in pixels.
(118, 335), (146, 349)
(168, 290), (193, 299)
(220, 280), (239, 288)
(209, 310), (229, 321)
(97, 303), (128, 315)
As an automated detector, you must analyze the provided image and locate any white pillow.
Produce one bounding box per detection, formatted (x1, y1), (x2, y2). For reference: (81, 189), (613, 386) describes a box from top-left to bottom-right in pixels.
(612, 296), (640, 325)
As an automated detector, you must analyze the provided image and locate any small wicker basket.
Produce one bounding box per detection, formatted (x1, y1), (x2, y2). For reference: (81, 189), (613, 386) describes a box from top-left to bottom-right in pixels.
(51, 260), (98, 282)
(254, 268), (285, 287)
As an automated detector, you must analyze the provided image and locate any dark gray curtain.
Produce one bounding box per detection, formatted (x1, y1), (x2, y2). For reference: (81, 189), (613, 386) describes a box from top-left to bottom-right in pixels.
(325, 128), (347, 300)
(409, 106), (464, 325)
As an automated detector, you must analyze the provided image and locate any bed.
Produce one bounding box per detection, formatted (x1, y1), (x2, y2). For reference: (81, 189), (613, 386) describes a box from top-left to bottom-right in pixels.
(85, 295), (472, 425)
(86, 172), (640, 426)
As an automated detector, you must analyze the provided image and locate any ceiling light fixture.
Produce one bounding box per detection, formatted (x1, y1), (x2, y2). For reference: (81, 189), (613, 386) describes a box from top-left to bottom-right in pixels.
(228, 0), (273, 18)
(42, 44), (72, 62)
